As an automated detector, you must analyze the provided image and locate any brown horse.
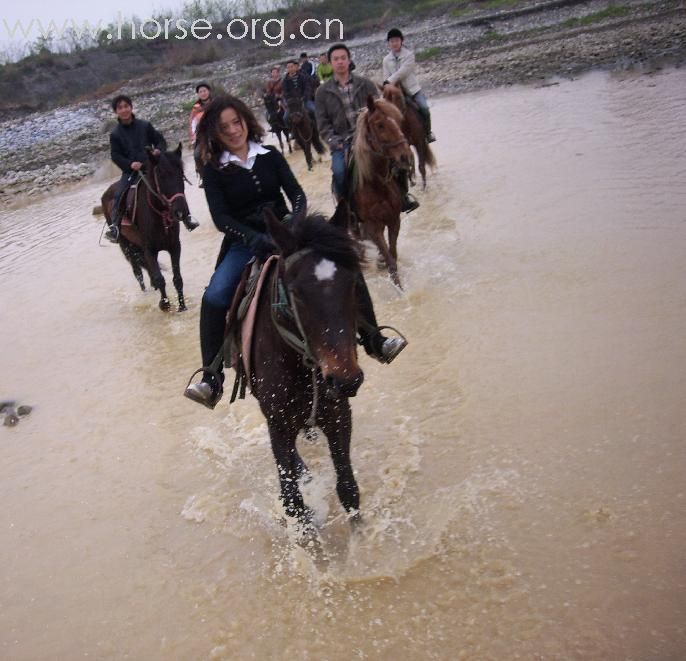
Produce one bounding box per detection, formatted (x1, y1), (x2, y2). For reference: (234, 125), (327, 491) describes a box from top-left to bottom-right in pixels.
(351, 96), (414, 288)
(382, 83), (436, 188)
(285, 96), (326, 170)
(101, 145), (191, 311)
(247, 203), (364, 529)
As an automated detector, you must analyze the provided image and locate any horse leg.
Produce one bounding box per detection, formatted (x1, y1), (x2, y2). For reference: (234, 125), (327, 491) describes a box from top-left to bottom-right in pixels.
(300, 133), (313, 170)
(132, 256), (146, 291)
(121, 241), (146, 290)
(417, 146), (427, 189)
(268, 421), (310, 522)
(286, 131), (293, 154)
(276, 131), (284, 155)
(143, 248), (170, 311)
(369, 225), (401, 288)
(169, 240), (186, 312)
(318, 400), (360, 521)
(312, 123), (325, 157)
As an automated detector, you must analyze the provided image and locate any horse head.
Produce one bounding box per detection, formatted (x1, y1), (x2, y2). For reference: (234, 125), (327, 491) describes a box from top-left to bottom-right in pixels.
(265, 202), (364, 398)
(146, 143), (191, 223)
(286, 96), (306, 126)
(381, 82), (407, 113)
(360, 96), (413, 172)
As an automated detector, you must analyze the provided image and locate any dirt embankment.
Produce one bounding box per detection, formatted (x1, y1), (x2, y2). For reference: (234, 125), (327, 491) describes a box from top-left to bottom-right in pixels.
(1, 0), (684, 205)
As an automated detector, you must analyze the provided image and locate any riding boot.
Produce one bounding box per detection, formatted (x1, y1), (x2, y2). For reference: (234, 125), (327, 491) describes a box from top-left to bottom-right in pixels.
(105, 211), (121, 243)
(185, 298), (227, 408)
(183, 216), (200, 232)
(355, 274), (408, 364)
(397, 171), (420, 214)
(418, 106), (436, 143)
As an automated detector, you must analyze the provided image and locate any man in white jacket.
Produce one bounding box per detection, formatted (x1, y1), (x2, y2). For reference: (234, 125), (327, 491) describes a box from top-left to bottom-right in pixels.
(382, 28), (436, 143)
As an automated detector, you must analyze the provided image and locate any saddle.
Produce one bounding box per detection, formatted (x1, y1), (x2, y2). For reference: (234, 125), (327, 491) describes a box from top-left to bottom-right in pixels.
(222, 256), (280, 403)
(113, 182), (140, 227)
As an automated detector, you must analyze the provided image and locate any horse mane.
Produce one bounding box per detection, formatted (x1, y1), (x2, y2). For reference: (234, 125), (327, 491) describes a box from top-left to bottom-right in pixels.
(292, 214), (362, 271)
(383, 83), (406, 110)
(353, 98), (404, 188)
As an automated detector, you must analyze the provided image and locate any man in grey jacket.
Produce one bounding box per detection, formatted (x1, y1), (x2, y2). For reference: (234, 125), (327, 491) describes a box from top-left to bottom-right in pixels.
(382, 28), (436, 143)
(315, 42), (419, 211)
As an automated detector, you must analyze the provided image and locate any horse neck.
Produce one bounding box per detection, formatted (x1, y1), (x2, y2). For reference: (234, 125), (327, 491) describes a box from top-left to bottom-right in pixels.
(138, 168), (178, 239)
(355, 139), (392, 187)
(254, 265), (307, 375)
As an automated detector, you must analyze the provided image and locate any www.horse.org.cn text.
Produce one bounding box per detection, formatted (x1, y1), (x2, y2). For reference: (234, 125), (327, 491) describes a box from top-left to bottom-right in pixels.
(111, 16), (344, 47)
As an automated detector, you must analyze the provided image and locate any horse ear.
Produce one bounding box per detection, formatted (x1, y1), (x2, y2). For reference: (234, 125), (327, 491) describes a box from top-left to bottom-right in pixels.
(146, 146), (159, 163)
(264, 208), (297, 256)
(367, 94), (376, 114)
(330, 199), (350, 231)
(175, 142), (182, 156)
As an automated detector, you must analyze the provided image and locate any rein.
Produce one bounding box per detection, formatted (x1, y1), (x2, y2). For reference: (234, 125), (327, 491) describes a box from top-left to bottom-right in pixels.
(138, 167), (186, 233)
(269, 248), (322, 428)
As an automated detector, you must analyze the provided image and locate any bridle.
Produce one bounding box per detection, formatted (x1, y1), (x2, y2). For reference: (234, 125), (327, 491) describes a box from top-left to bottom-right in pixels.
(138, 162), (187, 232)
(363, 110), (410, 165)
(269, 247), (356, 428)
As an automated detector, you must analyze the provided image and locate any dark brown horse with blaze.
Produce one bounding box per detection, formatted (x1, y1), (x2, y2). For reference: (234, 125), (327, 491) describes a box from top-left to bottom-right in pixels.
(101, 145), (191, 311)
(382, 82), (436, 188)
(249, 203), (364, 529)
(351, 97), (414, 288)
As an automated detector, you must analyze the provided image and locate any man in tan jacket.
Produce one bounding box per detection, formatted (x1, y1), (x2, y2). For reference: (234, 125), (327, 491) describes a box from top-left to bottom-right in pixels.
(382, 28), (436, 143)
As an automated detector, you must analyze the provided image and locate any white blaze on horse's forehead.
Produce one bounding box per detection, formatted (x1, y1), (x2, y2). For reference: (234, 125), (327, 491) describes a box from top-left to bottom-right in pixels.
(314, 258), (336, 282)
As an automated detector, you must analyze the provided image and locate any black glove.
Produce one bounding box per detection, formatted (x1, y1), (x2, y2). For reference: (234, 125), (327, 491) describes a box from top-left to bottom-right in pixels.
(250, 233), (275, 260)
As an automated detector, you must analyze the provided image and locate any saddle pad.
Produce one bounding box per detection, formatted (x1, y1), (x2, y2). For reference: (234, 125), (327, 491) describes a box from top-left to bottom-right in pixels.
(241, 255), (279, 387)
(121, 184), (139, 227)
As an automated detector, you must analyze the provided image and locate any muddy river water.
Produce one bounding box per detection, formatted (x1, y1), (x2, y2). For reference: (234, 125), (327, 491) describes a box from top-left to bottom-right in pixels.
(1, 67), (685, 660)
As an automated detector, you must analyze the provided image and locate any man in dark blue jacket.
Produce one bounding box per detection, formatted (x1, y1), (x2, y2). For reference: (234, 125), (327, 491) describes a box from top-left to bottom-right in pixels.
(105, 95), (198, 242)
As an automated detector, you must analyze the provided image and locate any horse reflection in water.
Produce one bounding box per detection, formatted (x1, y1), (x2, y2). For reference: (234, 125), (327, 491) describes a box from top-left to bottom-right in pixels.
(248, 203), (363, 530)
(101, 145), (191, 311)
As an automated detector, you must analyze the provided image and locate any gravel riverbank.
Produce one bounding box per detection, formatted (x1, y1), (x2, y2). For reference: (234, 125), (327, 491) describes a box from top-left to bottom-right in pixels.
(0, 0), (683, 205)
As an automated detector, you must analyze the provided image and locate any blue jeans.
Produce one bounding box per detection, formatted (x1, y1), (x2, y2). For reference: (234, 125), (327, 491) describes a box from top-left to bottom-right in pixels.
(412, 90), (429, 110)
(111, 172), (136, 224)
(331, 142), (350, 199)
(200, 242), (254, 373)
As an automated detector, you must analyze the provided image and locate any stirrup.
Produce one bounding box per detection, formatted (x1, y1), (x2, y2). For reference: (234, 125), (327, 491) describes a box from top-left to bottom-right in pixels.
(183, 367), (223, 409)
(402, 194), (420, 214)
(105, 225), (120, 243)
(375, 325), (408, 364)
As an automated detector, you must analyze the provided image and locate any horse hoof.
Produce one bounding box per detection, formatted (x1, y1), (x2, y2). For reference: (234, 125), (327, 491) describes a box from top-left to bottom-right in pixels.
(177, 303), (187, 312)
(376, 256), (387, 270)
(159, 298), (170, 311)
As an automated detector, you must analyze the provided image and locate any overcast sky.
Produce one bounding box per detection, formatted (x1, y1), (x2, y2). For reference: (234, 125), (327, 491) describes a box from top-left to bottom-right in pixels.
(1, 0), (189, 49)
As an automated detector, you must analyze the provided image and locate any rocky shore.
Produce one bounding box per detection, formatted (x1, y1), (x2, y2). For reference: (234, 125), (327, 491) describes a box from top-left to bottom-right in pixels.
(1, 0), (684, 205)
